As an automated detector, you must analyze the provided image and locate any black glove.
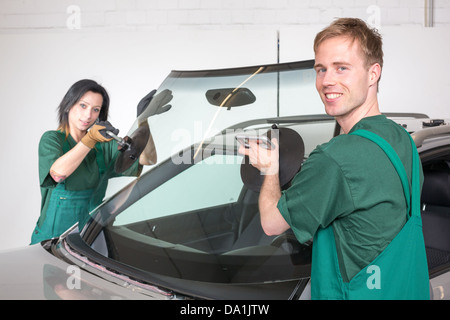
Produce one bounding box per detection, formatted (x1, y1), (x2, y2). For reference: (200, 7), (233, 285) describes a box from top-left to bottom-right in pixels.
(137, 89), (157, 117)
(137, 89), (173, 123)
(98, 120), (119, 139)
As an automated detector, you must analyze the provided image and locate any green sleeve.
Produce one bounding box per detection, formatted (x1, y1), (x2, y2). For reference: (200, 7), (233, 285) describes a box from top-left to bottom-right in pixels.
(38, 131), (142, 194)
(277, 147), (355, 243)
(38, 131), (65, 189)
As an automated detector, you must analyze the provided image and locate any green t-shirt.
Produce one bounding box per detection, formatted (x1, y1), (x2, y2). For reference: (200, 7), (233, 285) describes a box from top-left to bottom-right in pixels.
(38, 130), (142, 224)
(277, 115), (423, 282)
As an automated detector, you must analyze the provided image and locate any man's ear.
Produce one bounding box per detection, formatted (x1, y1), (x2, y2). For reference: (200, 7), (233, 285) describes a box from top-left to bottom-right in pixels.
(369, 63), (382, 85)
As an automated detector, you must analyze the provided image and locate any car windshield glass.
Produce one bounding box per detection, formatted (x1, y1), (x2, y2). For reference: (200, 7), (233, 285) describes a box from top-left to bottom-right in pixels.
(76, 60), (335, 287)
(121, 60), (323, 173)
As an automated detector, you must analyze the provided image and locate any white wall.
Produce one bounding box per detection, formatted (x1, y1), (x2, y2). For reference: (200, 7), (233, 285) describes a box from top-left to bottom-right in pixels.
(0, 0), (449, 251)
(280, 25), (450, 119)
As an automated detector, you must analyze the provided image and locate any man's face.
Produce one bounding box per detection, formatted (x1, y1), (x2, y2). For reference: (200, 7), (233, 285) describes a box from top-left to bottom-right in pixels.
(314, 36), (376, 120)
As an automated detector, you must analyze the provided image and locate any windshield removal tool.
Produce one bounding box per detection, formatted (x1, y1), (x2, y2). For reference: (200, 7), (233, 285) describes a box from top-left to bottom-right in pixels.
(106, 125), (150, 173)
(106, 130), (131, 150)
(240, 126), (305, 192)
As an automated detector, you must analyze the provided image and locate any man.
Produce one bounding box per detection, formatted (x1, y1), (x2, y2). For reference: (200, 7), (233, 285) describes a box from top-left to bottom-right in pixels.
(240, 18), (429, 299)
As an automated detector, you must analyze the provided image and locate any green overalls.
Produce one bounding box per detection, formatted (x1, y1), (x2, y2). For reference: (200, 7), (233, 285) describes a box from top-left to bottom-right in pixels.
(311, 130), (430, 300)
(31, 136), (107, 245)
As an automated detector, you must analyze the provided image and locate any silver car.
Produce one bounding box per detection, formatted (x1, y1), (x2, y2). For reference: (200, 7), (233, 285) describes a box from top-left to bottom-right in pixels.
(1, 60), (449, 300)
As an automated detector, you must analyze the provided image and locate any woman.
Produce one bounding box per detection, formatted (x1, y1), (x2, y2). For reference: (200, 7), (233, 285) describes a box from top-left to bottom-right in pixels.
(31, 79), (156, 244)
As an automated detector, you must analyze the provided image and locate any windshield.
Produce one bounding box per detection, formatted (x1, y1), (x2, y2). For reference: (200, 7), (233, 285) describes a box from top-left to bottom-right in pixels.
(71, 60), (336, 295)
(124, 60), (323, 171)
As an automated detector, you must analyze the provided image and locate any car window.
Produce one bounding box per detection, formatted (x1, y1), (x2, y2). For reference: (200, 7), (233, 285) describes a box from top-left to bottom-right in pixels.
(113, 154), (243, 225)
(280, 68), (320, 116)
(123, 61), (323, 173)
(419, 145), (450, 278)
(82, 146), (311, 285)
(77, 61), (328, 290)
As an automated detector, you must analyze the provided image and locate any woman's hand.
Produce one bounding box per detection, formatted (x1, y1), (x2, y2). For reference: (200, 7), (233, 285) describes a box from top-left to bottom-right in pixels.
(81, 121), (118, 149)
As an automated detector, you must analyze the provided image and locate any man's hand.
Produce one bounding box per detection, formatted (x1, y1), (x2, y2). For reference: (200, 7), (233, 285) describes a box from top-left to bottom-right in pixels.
(239, 137), (289, 235)
(239, 138), (280, 175)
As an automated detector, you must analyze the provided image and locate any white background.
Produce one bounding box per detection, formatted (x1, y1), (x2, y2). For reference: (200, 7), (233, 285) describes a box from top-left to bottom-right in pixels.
(0, 0), (449, 251)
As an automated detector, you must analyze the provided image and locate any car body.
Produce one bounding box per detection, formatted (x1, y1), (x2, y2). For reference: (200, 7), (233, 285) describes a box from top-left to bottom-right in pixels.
(1, 60), (449, 300)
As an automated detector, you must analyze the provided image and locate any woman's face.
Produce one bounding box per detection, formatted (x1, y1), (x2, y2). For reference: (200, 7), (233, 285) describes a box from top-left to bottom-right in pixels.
(68, 91), (103, 135)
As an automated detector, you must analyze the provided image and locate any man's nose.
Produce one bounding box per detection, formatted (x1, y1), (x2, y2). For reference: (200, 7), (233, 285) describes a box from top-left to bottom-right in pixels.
(322, 70), (336, 86)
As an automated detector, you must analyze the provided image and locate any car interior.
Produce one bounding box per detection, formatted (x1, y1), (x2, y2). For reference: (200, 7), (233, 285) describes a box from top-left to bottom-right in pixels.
(101, 144), (450, 285)
(70, 115), (449, 299)
(421, 156), (450, 276)
(105, 183), (311, 284)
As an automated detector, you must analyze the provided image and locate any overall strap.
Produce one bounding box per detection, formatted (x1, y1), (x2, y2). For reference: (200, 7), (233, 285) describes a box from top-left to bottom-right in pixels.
(310, 129), (428, 300)
(350, 129), (420, 218)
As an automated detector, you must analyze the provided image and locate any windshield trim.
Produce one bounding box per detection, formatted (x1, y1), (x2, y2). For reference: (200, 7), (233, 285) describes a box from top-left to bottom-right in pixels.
(167, 60), (315, 78)
(63, 232), (305, 300)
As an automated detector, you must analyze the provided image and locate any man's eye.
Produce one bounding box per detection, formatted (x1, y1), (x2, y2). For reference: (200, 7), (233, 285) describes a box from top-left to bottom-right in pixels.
(338, 66), (347, 71)
(316, 68), (326, 74)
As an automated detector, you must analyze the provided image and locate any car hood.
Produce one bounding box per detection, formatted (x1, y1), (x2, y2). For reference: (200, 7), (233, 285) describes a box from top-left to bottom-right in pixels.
(0, 243), (159, 300)
(0, 244), (68, 299)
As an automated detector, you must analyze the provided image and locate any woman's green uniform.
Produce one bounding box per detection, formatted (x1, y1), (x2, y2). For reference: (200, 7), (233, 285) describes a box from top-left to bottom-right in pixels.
(31, 130), (141, 244)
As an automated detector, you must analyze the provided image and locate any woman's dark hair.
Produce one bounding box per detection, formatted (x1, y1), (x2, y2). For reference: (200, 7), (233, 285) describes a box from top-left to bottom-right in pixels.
(57, 79), (110, 133)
